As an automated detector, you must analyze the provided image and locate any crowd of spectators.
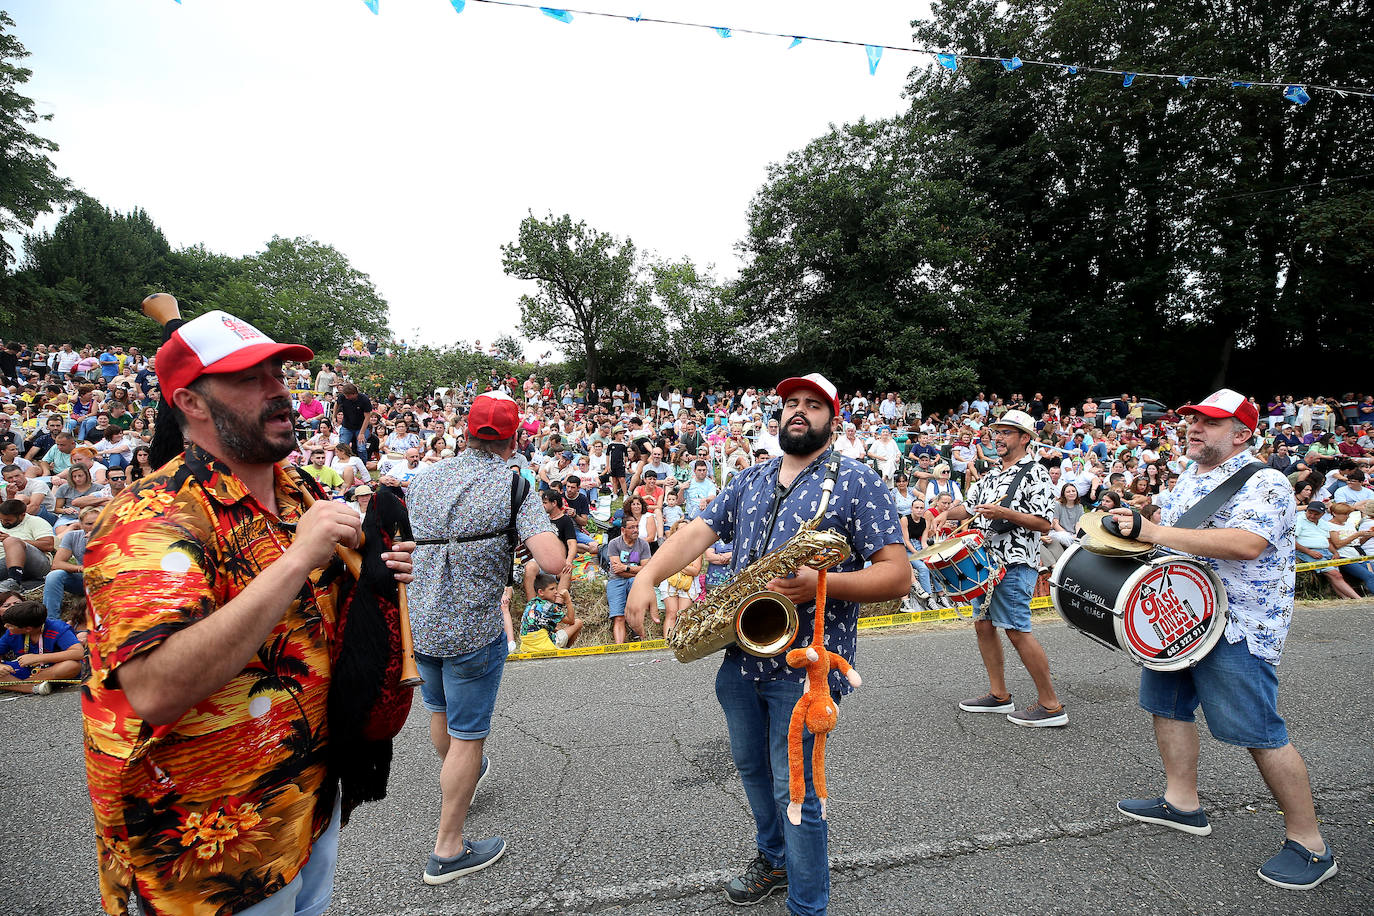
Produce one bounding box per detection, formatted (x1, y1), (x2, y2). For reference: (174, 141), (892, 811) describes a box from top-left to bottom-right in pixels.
(0, 336), (1371, 657)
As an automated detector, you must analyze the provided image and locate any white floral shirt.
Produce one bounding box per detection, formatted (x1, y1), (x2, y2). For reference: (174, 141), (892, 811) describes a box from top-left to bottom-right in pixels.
(1160, 452), (1296, 664)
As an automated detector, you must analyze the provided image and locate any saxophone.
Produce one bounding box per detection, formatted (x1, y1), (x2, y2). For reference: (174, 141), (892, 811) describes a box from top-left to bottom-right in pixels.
(667, 457), (851, 663)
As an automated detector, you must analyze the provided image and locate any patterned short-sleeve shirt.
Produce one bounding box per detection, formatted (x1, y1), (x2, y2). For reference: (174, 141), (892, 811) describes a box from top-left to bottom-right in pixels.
(963, 455), (1055, 568)
(1161, 453), (1296, 664)
(407, 449), (555, 656)
(699, 450), (902, 696)
(83, 446), (339, 916)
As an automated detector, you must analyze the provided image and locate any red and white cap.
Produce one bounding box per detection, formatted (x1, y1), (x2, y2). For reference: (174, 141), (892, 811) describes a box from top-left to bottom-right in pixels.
(776, 372), (839, 416)
(468, 391), (520, 440)
(157, 310), (314, 400)
(1177, 388), (1258, 432)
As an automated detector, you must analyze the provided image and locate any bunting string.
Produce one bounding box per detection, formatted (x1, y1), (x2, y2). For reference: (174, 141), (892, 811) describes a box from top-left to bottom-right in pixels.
(339, 0), (1374, 102)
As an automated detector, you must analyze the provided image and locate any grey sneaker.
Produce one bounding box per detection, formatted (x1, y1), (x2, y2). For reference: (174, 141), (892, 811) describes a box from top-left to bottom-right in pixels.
(959, 692), (1014, 713)
(724, 853), (787, 906)
(1007, 702), (1068, 727)
(422, 837), (506, 885)
(0, 578), (20, 594)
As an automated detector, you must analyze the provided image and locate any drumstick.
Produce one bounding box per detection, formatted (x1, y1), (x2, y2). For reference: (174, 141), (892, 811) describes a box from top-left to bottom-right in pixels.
(141, 293), (421, 687)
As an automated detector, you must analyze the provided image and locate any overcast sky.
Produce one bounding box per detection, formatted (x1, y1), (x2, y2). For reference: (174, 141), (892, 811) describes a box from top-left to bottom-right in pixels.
(11, 0), (930, 354)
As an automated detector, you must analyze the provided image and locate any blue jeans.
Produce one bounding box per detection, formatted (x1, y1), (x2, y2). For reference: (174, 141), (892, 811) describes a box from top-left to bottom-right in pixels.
(214, 796), (341, 916)
(605, 575), (633, 618)
(970, 562), (1037, 632)
(1139, 636), (1288, 749)
(715, 666), (829, 916)
(338, 426), (367, 462)
(1341, 559), (1374, 590)
(43, 569), (83, 616)
(415, 636), (507, 741)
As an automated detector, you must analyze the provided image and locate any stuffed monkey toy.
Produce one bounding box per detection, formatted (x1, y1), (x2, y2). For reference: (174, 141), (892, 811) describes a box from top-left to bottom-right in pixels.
(784, 568), (862, 825)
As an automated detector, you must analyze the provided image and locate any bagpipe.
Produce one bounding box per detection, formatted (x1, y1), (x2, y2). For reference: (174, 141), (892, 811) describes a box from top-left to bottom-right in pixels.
(142, 293), (418, 824)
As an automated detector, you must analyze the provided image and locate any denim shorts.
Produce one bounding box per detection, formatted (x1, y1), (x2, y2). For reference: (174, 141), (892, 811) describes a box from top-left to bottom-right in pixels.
(971, 562), (1036, 632)
(415, 635), (507, 741)
(1138, 636), (1289, 749)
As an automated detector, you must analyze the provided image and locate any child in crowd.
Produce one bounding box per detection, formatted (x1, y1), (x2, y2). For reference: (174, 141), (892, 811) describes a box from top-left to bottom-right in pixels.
(0, 599), (83, 694)
(659, 489), (684, 531)
(518, 572), (583, 652)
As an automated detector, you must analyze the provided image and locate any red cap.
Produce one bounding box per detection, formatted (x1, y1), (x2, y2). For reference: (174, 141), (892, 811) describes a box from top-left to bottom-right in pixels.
(1177, 388), (1258, 432)
(156, 310), (313, 400)
(775, 372), (839, 417)
(468, 391), (520, 440)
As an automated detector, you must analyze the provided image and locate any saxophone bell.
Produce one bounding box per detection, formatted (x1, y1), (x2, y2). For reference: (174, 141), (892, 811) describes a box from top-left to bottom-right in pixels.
(735, 591), (800, 657)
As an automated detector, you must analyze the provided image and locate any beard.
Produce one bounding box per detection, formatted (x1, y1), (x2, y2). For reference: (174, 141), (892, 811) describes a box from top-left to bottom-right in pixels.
(778, 415), (831, 456)
(1187, 440), (1228, 468)
(202, 392), (297, 464)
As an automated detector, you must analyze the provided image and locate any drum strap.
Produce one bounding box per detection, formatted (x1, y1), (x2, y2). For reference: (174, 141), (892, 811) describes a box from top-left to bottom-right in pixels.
(987, 460), (1036, 534)
(1172, 461), (1265, 530)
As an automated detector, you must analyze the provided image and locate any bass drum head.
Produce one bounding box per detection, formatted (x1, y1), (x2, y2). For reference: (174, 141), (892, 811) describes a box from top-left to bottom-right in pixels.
(1113, 556), (1228, 671)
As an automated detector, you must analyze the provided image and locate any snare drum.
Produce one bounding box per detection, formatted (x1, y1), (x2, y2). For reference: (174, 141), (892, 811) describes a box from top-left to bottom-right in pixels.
(1050, 544), (1228, 671)
(917, 531), (1004, 601)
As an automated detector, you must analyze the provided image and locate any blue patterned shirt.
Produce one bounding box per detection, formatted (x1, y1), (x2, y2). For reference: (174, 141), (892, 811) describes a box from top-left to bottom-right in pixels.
(1160, 452), (1296, 664)
(699, 450), (902, 695)
(407, 449), (554, 656)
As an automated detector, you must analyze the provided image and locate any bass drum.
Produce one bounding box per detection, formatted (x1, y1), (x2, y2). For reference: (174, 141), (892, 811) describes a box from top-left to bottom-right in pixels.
(1049, 544), (1228, 671)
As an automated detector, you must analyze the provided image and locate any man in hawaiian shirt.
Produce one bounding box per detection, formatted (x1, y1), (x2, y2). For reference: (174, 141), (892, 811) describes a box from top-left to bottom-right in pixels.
(82, 308), (415, 916)
(1108, 389), (1336, 891)
(626, 372), (908, 916)
(945, 409), (1066, 727)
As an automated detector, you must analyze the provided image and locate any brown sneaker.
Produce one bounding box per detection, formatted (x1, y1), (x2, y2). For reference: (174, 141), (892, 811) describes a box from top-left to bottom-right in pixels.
(1007, 703), (1068, 727)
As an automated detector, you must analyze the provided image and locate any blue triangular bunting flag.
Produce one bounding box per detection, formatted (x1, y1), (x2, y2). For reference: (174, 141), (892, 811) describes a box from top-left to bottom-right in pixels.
(1283, 85), (1310, 105)
(1231, 81), (1253, 88)
(450, 0), (465, 11)
(1065, 65), (1078, 75)
(714, 27), (731, 38)
(865, 45), (882, 75)
(540, 8), (573, 23)
(1178, 75), (1194, 87)
(789, 37), (803, 49)
(1123, 72), (1136, 87)
(936, 53), (958, 71)
(1001, 56), (1023, 71)
(363, 0), (378, 13)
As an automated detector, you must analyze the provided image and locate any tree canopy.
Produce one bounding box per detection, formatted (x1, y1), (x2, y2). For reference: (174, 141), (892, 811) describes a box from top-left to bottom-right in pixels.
(502, 212), (646, 389)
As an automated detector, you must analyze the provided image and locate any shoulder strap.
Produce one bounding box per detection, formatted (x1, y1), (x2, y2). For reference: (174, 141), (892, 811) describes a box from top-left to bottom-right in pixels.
(508, 468), (529, 556)
(1173, 461), (1265, 530)
(997, 460), (1036, 511)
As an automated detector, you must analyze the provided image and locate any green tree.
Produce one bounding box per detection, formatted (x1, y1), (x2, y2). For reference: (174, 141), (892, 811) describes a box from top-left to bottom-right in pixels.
(19, 194), (173, 344)
(640, 258), (751, 389)
(0, 11), (71, 271)
(501, 212), (646, 389)
(736, 116), (1009, 402)
(491, 332), (525, 363)
(206, 236), (391, 355)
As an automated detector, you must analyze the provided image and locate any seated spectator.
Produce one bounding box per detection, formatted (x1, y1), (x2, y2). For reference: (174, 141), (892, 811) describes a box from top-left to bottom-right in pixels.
(44, 506), (96, 618)
(1041, 483), (1085, 569)
(347, 484), (373, 519)
(128, 445), (156, 482)
(300, 448), (344, 495)
(377, 448), (427, 492)
(605, 514), (651, 644)
(1, 463), (52, 524)
(924, 464), (961, 507)
(1326, 502), (1374, 593)
(634, 470), (666, 512)
(296, 390), (326, 430)
(1295, 501), (1361, 599)
(0, 599), (83, 694)
(52, 465), (109, 528)
(704, 538), (733, 592)
(330, 442), (369, 490)
(0, 499), (54, 593)
(94, 425), (132, 470)
(1331, 470), (1370, 506)
(659, 520), (702, 637)
(517, 572), (583, 652)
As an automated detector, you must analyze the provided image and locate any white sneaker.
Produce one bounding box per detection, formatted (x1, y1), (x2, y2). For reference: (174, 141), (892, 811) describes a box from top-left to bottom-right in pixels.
(554, 630), (569, 648)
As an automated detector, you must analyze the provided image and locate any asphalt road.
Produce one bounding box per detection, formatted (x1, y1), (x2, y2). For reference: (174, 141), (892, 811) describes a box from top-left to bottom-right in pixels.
(5, 603), (1371, 916)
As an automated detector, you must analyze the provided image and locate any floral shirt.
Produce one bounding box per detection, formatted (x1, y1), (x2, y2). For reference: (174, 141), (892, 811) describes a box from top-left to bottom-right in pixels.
(700, 451), (901, 696)
(1160, 452), (1296, 664)
(83, 445), (340, 916)
(407, 450), (554, 656)
(963, 455), (1055, 568)
(520, 597), (565, 637)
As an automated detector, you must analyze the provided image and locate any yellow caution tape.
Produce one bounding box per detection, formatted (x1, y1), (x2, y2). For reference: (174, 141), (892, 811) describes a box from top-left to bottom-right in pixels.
(508, 556), (1369, 662)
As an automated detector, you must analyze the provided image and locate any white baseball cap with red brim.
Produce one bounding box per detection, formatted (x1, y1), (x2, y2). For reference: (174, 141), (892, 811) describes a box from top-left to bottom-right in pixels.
(157, 310), (314, 399)
(1177, 388), (1259, 432)
(776, 372), (839, 416)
